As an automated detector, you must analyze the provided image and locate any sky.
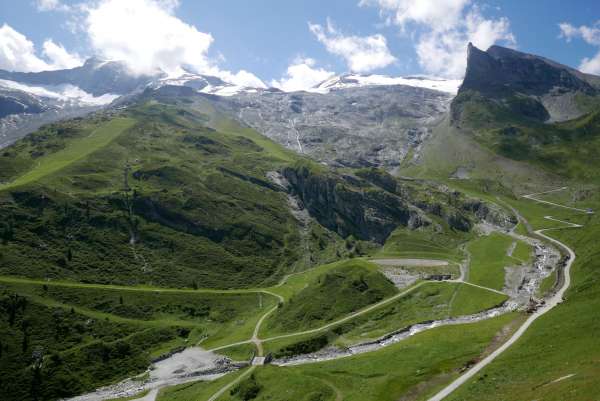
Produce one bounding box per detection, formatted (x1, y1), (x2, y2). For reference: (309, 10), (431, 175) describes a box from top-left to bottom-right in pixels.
(1, 0), (600, 91)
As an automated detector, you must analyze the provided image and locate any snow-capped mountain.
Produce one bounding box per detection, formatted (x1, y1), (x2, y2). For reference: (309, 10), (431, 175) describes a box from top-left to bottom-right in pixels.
(0, 58), (464, 162)
(155, 70), (268, 97)
(311, 74), (462, 94)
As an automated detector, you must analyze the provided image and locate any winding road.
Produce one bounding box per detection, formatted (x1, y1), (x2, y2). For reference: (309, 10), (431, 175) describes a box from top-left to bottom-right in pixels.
(427, 188), (585, 401)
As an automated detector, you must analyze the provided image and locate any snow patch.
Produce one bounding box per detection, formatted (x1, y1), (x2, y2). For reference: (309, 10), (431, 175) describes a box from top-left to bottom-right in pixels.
(310, 74), (462, 94)
(0, 79), (119, 105)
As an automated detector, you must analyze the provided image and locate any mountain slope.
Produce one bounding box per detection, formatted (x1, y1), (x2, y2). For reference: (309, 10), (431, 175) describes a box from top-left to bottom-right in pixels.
(214, 84), (453, 170)
(0, 86), (510, 289)
(409, 44), (600, 185)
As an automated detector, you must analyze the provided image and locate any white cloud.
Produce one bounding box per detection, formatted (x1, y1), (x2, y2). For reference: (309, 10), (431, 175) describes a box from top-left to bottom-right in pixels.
(271, 58), (335, 92)
(559, 21), (600, 46)
(42, 39), (84, 69)
(559, 21), (600, 74)
(85, 0), (213, 75)
(360, 0), (516, 78)
(36, 0), (71, 12)
(360, 0), (469, 31)
(0, 23), (82, 72)
(83, 0), (265, 87)
(309, 19), (396, 73)
(580, 54), (600, 74)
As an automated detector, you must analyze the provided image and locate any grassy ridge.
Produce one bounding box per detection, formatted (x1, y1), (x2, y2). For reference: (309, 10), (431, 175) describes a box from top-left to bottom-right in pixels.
(262, 260), (397, 336)
(0, 118), (136, 190)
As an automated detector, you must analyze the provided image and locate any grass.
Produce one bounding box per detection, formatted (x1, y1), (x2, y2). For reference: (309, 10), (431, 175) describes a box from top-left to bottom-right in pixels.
(376, 226), (468, 263)
(440, 183), (600, 400)
(156, 368), (248, 401)
(467, 232), (516, 291)
(262, 260), (398, 337)
(449, 283), (507, 316)
(0, 118), (135, 191)
(537, 270), (557, 298)
(0, 279), (277, 350)
(214, 313), (519, 401)
(262, 282), (507, 354)
(215, 343), (257, 361)
(511, 240), (532, 264)
(0, 285), (181, 401)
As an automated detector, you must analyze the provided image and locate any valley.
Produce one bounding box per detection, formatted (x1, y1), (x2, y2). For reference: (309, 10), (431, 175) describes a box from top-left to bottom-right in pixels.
(1, 35), (600, 401)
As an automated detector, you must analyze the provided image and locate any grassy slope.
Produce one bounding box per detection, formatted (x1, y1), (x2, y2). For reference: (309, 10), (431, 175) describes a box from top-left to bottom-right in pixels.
(0, 280), (277, 349)
(191, 314), (518, 401)
(0, 101), (327, 289)
(262, 260), (398, 336)
(445, 188), (600, 400)
(401, 119), (563, 192)
(467, 232), (516, 291)
(262, 282), (507, 356)
(0, 285), (181, 401)
(376, 225), (468, 263)
(0, 118), (135, 190)
(512, 239), (532, 264)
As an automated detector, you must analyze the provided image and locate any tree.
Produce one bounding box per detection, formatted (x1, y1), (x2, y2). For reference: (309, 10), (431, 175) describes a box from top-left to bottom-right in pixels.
(67, 248), (73, 262)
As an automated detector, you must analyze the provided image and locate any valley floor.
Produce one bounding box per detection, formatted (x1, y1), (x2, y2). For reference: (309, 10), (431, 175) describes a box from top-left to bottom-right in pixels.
(38, 187), (588, 401)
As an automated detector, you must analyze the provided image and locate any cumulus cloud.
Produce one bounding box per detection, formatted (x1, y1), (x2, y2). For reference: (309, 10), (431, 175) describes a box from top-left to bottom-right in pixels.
(85, 0), (213, 75)
(559, 21), (600, 46)
(559, 21), (600, 74)
(36, 0), (71, 12)
(360, 0), (515, 78)
(84, 0), (265, 86)
(360, 0), (469, 31)
(271, 58), (335, 92)
(42, 39), (84, 69)
(0, 24), (82, 72)
(309, 19), (396, 73)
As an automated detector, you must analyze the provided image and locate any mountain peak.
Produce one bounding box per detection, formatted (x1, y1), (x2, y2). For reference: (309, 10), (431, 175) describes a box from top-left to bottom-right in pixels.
(460, 43), (598, 97)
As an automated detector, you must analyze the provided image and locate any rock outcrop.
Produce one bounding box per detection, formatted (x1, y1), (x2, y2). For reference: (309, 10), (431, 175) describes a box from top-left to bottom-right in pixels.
(453, 43), (600, 124)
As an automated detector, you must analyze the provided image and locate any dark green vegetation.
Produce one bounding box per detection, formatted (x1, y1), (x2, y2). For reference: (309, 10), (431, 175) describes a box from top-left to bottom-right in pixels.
(0, 96), (324, 289)
(264, 281), (507, 355)
(162, 314), (518, 401)
(0, 279), (276, 349)
(449, 45), (600, 181)
(0, 285), (179, 401)
(263, 260), (397, 335)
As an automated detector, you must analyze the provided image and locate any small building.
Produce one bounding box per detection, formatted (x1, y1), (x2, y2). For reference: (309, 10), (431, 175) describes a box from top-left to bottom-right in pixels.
(426, 274), (452, 281)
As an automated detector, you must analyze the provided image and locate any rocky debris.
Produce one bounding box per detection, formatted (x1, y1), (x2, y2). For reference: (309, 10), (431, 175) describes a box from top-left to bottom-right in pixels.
(65, 347), (244, 401)
(273, 303), (517, 367)
(379, 267), (420, 289)
(462, 199), (517, 229)
(214, 84), (453, 170)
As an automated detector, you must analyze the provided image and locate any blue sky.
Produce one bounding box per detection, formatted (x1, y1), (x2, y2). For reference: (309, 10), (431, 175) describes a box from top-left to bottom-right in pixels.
(1, 0), (600, 90)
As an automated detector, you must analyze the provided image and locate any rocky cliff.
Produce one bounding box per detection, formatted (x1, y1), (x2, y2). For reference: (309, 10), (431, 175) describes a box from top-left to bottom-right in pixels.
(453, 43), (600, 125)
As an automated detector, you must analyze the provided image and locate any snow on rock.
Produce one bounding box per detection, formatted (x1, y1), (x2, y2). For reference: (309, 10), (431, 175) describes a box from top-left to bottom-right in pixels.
(0, 79), (119, 106)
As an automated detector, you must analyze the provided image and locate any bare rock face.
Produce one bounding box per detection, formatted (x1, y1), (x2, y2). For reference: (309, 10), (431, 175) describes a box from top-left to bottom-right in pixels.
(281, 165), (429, 243)
(214, 84), (453, 171)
